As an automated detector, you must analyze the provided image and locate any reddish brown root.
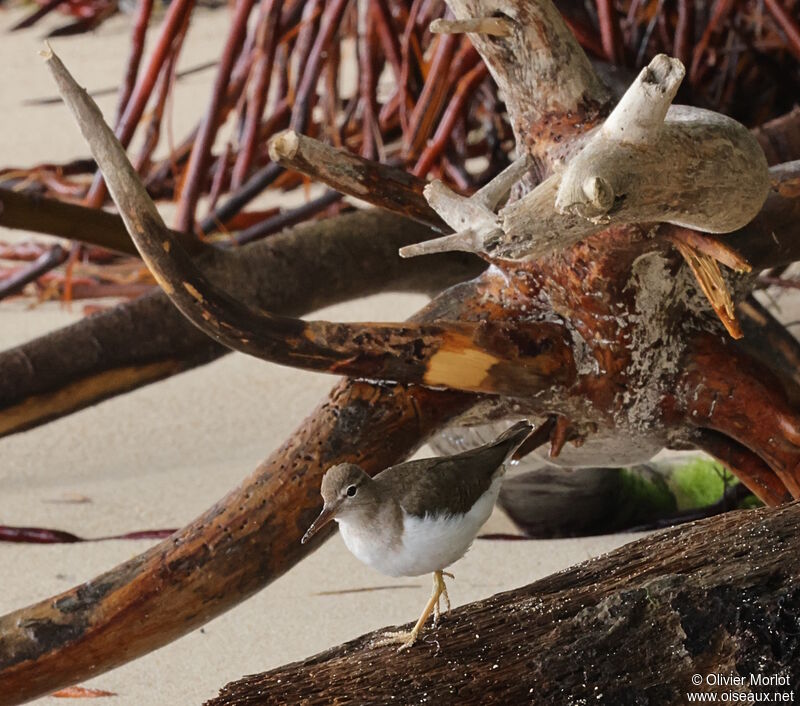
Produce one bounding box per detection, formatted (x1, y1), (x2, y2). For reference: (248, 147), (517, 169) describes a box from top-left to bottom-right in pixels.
(691, 429), (792, 506)
(548, 415), (571, 458)
(679, 333), (800, 501)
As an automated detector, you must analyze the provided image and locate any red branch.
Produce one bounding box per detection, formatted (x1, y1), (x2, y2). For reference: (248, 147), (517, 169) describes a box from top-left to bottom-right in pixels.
(764, 0), (800, 62)
(230, 0), (285, 187)
(175, 0), (257, 233)
(84, 0), (197, 208)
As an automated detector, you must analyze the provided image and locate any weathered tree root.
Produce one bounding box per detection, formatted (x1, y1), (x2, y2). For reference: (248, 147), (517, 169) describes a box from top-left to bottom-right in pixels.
(553, 57), (768, 233)
(678, 333), (800, 500)
(407, 53), (769, 261)
(44, 46), (577, 399)
(208, 501), (800, 706)
(3, 57), (800, 443)
(0, 379), (475, 704)
(4, 0), (800, 699)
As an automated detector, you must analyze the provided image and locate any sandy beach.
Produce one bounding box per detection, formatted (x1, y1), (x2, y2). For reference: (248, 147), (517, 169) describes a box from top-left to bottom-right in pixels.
(0, 7), (642, 703)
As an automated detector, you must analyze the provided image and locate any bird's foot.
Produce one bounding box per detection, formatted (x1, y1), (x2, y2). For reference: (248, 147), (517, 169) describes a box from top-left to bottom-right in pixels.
(371, 629), (419, 651)
(373, 570), (454, 649)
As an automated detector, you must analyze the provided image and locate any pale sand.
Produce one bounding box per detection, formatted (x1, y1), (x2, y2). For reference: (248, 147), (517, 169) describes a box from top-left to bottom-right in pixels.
(0, 8), (641, 703)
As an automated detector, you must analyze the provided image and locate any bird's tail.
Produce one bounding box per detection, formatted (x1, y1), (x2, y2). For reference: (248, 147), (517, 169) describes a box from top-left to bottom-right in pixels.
(491, 420), (534, 457)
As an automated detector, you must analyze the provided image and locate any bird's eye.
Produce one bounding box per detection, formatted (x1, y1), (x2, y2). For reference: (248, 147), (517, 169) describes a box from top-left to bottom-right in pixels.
(346, 485), (357, 497)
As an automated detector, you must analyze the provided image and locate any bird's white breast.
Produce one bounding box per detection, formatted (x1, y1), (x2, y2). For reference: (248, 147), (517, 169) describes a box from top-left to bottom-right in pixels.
(337, 475), (502, 577)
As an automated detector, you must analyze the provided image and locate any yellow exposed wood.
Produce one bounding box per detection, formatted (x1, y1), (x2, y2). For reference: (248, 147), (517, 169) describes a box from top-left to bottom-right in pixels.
(423, 339), (497, 391)
(183, 282), (204, 302)
(675, 241), (743, 339)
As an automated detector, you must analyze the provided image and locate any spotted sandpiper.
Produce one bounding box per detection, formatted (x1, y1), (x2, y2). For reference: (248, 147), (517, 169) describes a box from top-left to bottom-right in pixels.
(301, 420), (533, 650)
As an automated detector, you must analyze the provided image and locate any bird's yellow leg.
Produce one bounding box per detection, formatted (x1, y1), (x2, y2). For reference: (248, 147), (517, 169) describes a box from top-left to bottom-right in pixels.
(372, 571), (449, 651)
(433, 570), (452, 625)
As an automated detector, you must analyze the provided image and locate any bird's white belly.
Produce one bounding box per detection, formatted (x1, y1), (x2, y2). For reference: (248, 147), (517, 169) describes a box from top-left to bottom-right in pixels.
(338, 476), (501, 577)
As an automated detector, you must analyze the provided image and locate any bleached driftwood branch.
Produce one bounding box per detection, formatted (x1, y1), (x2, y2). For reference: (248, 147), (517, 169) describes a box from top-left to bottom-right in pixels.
(429, 16), (514, 37)
(267, 129), (445, 230)
(443, 0), (611, 166)
(398, 157), (529, 259)
(266, 126), (534, 262)
(550, 55), (768, 231)
(407, 54), (770, 262)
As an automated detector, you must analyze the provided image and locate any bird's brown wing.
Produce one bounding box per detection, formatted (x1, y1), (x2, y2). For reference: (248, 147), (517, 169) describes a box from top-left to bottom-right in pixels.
(374, 457), (495, 518)
(373, 445), (513, 518)
(374, 421), (532, 518)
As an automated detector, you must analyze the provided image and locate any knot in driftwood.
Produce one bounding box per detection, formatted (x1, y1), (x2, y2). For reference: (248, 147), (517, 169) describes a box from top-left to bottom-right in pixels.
(554, 55), (769, 235)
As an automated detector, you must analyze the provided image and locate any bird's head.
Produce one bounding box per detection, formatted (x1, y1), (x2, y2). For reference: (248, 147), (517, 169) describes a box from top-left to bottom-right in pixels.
(301, 463), (373, 544)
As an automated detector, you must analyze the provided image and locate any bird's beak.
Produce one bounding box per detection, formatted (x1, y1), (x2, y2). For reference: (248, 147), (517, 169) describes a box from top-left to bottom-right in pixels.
(301, 502), (338, 544)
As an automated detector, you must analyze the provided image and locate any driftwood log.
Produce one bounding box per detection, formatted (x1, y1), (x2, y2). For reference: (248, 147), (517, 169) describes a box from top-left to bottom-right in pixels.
(4, 0), (800, 702)
(208, 501), (800, 705)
